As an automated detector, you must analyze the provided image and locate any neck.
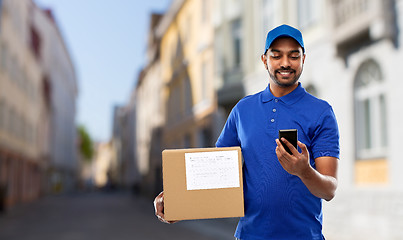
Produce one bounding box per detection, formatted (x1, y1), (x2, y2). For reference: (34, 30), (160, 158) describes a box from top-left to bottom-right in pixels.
(269, 82), (299, 97)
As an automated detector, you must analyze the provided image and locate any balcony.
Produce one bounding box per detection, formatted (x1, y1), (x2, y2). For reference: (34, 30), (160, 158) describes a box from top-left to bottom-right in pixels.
(216, 67), (245, 113)
(330, 0), (397, 60)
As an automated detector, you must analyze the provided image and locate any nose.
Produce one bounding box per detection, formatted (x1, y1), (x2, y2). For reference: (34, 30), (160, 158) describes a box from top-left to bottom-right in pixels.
(280, 56), (291, 68)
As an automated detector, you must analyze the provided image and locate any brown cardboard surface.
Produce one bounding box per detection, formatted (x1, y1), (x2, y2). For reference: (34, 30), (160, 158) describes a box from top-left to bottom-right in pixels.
(162, 147), (244, 221)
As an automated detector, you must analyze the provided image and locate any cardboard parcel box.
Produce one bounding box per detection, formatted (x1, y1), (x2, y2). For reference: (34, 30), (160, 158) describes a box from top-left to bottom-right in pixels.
(162, 147), (244, 221)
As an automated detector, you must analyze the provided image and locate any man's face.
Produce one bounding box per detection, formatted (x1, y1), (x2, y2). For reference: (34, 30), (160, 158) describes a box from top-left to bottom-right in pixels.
(261, 37), (305, 87)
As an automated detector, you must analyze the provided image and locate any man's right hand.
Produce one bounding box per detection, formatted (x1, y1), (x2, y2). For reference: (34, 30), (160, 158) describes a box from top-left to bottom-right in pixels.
(153, 191), (178, 224)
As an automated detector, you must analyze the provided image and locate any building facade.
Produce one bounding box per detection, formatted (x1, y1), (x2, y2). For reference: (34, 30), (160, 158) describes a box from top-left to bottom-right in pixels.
(0, 0), (78, 209)
(212, 0), (402, 190)
(111, 104), (139, 190)
(212, 0), (246, 117)
(0, 0), (44, 207)
(135, 13), (165, 197)
(239, 0), (402, 190)
(158, 0), (218, 151)
(129, 0), (221, 196)
(31, 4), (78, 194)
(236, 0), (403, 238)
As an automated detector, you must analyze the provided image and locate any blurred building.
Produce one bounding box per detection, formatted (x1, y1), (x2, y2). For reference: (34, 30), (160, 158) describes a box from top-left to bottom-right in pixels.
(0, 0), (43, 207)
(135, 13), (164, 197)
(211, 0), (403, 189)
(111, 105), (139, 190)
(217, 0), (403, 238)
(128, 0), (225, 196)
(0, 0), (78, 209)
(125, 90), (140, 192)
(238, 0), (401, 190)
(31, 2), (78, 194)
(78, 141), (116, 190)
(212, 0), (246, 117)
(158, 0), (219, 150)
(92, 142), (114, 188)
(131, 0), (403, 238)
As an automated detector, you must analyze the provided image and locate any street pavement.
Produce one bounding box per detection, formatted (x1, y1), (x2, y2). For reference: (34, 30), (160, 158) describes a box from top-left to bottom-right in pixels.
(323, 189), (403, 240)
(3, 189), (402, 240)
(0, 191), (238, 240)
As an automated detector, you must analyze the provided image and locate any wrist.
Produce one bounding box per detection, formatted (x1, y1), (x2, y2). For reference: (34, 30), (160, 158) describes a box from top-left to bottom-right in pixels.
(298, 164), (315, 180)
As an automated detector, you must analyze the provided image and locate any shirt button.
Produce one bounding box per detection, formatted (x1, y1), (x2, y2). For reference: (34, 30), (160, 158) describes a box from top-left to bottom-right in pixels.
(272, 108), (276, 112)
(271, 119), (275, 123)
(274, 99), (278, 102)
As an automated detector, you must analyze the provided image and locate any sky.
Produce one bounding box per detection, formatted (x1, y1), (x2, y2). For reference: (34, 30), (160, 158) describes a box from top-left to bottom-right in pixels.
(33, 0), (171, 142)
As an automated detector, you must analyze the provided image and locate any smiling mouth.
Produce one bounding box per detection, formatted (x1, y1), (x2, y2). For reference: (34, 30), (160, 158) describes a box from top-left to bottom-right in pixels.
(276, 70), (295, 77)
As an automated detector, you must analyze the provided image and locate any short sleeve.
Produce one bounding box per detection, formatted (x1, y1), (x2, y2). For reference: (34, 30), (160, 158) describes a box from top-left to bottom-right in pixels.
(311, 106), (340, 159)
(216, 107), (241, 147)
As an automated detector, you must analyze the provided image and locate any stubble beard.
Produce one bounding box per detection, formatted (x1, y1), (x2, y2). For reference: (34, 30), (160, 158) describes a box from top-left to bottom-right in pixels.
(268, 67), (303, 88)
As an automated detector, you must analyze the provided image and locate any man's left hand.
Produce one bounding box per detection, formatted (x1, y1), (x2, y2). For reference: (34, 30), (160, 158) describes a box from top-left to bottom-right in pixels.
(275, 138), (311, 177)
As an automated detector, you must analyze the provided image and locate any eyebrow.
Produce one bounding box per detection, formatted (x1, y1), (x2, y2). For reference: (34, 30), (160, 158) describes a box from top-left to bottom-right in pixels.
(270, 49), (301, 54)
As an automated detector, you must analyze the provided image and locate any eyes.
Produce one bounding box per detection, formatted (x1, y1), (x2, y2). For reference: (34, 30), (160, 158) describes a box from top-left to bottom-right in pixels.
(270, 54), (301, 60)
(268, 50), (302, 61)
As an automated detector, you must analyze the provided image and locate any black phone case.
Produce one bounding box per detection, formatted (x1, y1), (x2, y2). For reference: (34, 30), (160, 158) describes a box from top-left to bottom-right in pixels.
(279, 129), (298, 155)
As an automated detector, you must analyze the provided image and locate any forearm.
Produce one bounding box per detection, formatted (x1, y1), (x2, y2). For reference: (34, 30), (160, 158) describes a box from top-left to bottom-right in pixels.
(298, 166), (338, 201)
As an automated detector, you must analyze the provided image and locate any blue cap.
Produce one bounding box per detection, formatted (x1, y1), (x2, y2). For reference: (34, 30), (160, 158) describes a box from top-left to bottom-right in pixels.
(264, 24), (304, 53)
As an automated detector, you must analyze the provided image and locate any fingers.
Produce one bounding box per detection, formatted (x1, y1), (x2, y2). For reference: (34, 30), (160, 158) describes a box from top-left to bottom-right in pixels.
(275, 139), (286, 158)
(277, 137), (298, 155)
(154, 192), (164, 213)
(154, 192), (166, 220)
(275, 139), (291, 165)
(153, 191), (178, 224)
(157, 215), (171, 224)
(297, 141), (308, 155)
(275, 139), (284, 155)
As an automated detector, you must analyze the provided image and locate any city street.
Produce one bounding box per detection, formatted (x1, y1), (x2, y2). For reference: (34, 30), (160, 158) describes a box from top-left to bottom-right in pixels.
(0, 191), (238, 240)
(1, 189), (403, 240)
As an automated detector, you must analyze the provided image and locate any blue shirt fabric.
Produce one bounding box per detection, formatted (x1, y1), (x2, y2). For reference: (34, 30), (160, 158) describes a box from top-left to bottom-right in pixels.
(216, 83), (340, 240)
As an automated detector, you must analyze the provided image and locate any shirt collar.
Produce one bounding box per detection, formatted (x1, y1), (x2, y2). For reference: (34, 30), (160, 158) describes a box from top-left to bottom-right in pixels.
(261, 82), (306, 105)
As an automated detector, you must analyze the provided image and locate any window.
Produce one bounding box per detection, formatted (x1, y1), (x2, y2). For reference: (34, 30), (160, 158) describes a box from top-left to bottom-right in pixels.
(15, 112), (21, 139)
(201, 0), (207, 24)
(9, 107), (15, 136)
(198, 127), (213, 147)
(168, 83), (181, 124)
(201, 61), (208, 101)
(184, 134), (192, 148)
(184, 77), (192, 115)
(0, 42), (8, 71)
(175, 34), (183, 59)
(183, 15), (191, 43)
(30, 26), (41, 60)
(0, 99), (4, 129)
(262, 0), (275, 38)
(10, 55), (17, 84)
(214, 30), (224, 74)
(187, 15), (192, 43)
(231, 18), (242, 67)
(298, 0), (320, 29)
(0, 0), (3, 22)
(170, 40), (176, 67)
(354, 59), (387, 159)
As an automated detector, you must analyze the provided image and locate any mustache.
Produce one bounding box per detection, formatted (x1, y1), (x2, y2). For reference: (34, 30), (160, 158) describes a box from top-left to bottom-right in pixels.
(276, 67), (295, 72)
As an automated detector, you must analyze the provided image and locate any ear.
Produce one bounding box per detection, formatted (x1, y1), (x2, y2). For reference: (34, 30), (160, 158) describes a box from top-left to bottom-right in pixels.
(302, 53), (306, 65)
(261, 54), (268, 70)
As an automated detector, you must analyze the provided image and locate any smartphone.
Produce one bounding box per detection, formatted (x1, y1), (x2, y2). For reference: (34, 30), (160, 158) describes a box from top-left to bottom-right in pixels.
(278, 129), (298, 155)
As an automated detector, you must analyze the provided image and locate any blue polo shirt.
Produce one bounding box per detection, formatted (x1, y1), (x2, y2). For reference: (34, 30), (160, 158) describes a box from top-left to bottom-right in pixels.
(216, 83), (339, 240)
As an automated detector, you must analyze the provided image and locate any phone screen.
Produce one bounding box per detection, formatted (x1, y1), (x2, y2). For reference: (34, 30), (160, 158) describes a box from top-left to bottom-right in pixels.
(278, 129), (298, 155)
